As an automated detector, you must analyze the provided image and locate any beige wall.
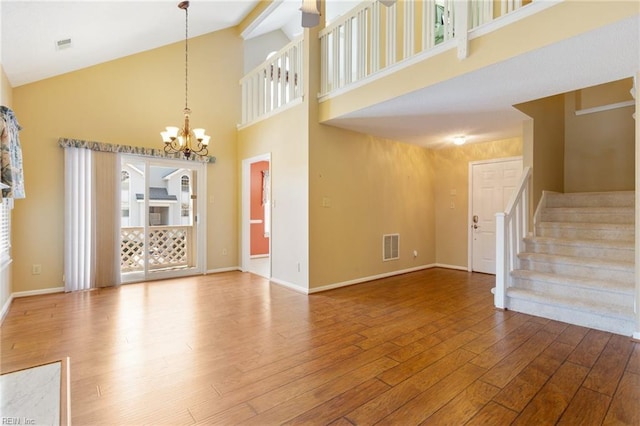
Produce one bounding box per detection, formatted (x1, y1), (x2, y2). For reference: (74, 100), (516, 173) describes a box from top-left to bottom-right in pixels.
(309, 126), (436, 289)
(516, 94), (565, 207)
(432, 137), (523, 268)
(237, 104), (309, 290)
(11, 28), (242, 292)
(564, 81), (635, 192)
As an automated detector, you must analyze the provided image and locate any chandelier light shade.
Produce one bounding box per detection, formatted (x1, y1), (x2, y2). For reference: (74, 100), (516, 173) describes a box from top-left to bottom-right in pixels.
(161, 1), (210, 160)
(379, 0), (397, 6)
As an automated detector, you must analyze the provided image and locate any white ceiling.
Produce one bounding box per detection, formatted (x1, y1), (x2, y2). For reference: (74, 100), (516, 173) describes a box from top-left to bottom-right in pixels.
(1, 1), (638, 148)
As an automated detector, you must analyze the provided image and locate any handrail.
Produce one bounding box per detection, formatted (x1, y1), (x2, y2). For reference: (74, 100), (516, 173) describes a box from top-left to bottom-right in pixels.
(495, 166), (532, 309)
(240, 36), (304, 126)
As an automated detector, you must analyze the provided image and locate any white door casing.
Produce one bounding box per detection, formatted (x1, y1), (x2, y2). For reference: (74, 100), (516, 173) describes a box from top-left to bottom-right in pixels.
(241, 153), (272, 278)
(469, 157), (522, 274)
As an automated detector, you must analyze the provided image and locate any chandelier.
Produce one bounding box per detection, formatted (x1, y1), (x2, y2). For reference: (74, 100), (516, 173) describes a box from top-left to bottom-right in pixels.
(161, 1), (210, 160)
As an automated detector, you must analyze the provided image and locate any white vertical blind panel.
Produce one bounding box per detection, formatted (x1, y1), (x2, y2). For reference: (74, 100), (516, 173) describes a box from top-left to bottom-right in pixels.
(64, 147), (93, 292)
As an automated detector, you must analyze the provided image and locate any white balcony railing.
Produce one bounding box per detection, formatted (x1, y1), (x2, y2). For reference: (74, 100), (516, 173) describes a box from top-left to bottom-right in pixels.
(240, 36), (304, 126)
(495, 166), (531, 309)
(319, 0), (528, 97)
(121, 225), (192, 273)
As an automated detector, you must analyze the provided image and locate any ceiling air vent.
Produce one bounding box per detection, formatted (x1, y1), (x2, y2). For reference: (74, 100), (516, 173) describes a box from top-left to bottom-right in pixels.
(55, 38), (72, 50)
(383, 233), (399, 261)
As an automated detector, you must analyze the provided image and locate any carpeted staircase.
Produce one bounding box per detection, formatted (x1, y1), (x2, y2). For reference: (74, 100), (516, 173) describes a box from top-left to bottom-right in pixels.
(506, 191), (635, 336)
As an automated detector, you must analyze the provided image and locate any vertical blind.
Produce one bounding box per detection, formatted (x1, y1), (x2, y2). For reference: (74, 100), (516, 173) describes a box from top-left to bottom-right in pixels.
(64, 147), (94, 291)
(0, 198), (11, 267)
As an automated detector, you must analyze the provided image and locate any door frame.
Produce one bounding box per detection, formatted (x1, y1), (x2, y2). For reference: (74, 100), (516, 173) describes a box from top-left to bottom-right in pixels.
(467, 156), (522, 273)
(241, 153), (271, 276)
(120, 155), (207, 283)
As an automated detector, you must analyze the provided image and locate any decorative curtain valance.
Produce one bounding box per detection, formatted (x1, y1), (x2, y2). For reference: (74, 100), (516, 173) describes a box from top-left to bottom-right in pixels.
(1, 106), (26, 199)
(58, 137), (216, 163)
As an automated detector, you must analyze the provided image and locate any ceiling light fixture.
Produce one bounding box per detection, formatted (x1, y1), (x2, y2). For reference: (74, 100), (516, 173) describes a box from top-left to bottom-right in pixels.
(379, 0), (397, 7)
(453, 136), (466, 146)
(300, 0), (320, 28)
(161, 1), (210, 160)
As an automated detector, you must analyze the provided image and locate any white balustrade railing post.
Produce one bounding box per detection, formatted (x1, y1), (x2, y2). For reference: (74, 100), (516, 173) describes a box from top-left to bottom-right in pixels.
(357, 9), (366, 80)
(454, 0), (469, 59)
(495, 212), (507, 309)
(422, 0), (435, 50)
(371, 1), (380, 73)
(403, 0), (415, 60)
(385, 2), (396, 67)
(332, 27), (340, 90)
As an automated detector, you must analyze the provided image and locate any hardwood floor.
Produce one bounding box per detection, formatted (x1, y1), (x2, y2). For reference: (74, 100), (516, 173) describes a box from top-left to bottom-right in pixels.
(1, 268), (638, 425)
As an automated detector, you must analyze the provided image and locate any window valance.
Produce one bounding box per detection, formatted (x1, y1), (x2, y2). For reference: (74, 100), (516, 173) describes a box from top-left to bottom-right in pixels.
(58, 138), (216, 163)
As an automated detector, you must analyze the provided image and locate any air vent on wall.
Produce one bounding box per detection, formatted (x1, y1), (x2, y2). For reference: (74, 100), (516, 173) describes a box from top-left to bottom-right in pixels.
(55, 38), (72, 50)
(383, 233), (399, 261)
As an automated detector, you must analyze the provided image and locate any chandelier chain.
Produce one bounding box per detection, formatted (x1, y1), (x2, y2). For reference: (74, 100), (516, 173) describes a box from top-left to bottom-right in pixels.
(184, 5), (189, 110)
(161, 1), (209, 160)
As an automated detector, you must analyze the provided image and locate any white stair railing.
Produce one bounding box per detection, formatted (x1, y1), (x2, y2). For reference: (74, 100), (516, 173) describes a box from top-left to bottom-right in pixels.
(319, 0), (530, 97)
(240, 36), (304, 126)
(495, 166), (532, 309)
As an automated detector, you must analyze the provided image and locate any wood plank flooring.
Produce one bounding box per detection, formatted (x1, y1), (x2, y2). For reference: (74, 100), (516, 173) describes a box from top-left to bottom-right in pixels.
(1, 268), (638, 425)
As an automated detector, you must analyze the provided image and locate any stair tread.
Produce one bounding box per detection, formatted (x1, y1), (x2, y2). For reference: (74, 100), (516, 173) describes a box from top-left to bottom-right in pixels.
(543, 206), (634, 213)
(537, 221), (634, 229)
(506, 287), (634, 319)
(518, 252), (634, 270)
(511, 269), (633, 294)
(524, 236), (634, 250)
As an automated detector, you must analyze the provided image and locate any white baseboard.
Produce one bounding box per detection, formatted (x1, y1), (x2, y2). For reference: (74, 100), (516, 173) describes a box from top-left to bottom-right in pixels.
(633, 331), (640, 341)
(308, 264), (437, 294)
(270, 277), (308, 294)
(13, 287), (65, 298)
(1, 294), (14, 324)
(206, 266), (241, 274)
(434, 263), (470, 272)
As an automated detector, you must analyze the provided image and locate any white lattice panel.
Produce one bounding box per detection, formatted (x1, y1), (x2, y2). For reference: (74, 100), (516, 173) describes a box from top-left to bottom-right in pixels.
(148, 228), (188, 269)
(121, 228), (145, 272)
(121, 226), (190, 273)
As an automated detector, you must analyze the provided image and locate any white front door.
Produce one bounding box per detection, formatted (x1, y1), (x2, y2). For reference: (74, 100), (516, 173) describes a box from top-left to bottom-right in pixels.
(471, 158), (522, 274)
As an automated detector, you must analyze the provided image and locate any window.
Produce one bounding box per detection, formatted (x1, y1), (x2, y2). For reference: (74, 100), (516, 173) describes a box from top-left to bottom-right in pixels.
(1, 198), (13, 267)
(181, 176), (190, 217)
(121, 170), (130, 223)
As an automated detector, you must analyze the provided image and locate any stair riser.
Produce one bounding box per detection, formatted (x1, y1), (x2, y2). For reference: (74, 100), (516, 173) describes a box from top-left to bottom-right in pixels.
(546, 193), (634, 208)
(518, 259), (634, 283)
(536, 226), (634, 242)
(524, 241), (634, 262)
(511, 278), (632, 307)
(540, 211), (634, 224)
(506, 296), (634, 336)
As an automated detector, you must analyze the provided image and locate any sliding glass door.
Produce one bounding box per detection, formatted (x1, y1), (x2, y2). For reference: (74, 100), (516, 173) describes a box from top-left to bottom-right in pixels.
(120, 155), (206, 283)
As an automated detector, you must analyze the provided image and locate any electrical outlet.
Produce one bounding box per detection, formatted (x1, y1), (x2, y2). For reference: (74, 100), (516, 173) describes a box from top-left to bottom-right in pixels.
(32, 264), (42, 275)
(222, 248), (228, 256)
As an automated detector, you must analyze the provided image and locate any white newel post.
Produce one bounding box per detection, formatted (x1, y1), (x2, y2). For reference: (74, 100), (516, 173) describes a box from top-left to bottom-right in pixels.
(495, 212), (507, 309)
